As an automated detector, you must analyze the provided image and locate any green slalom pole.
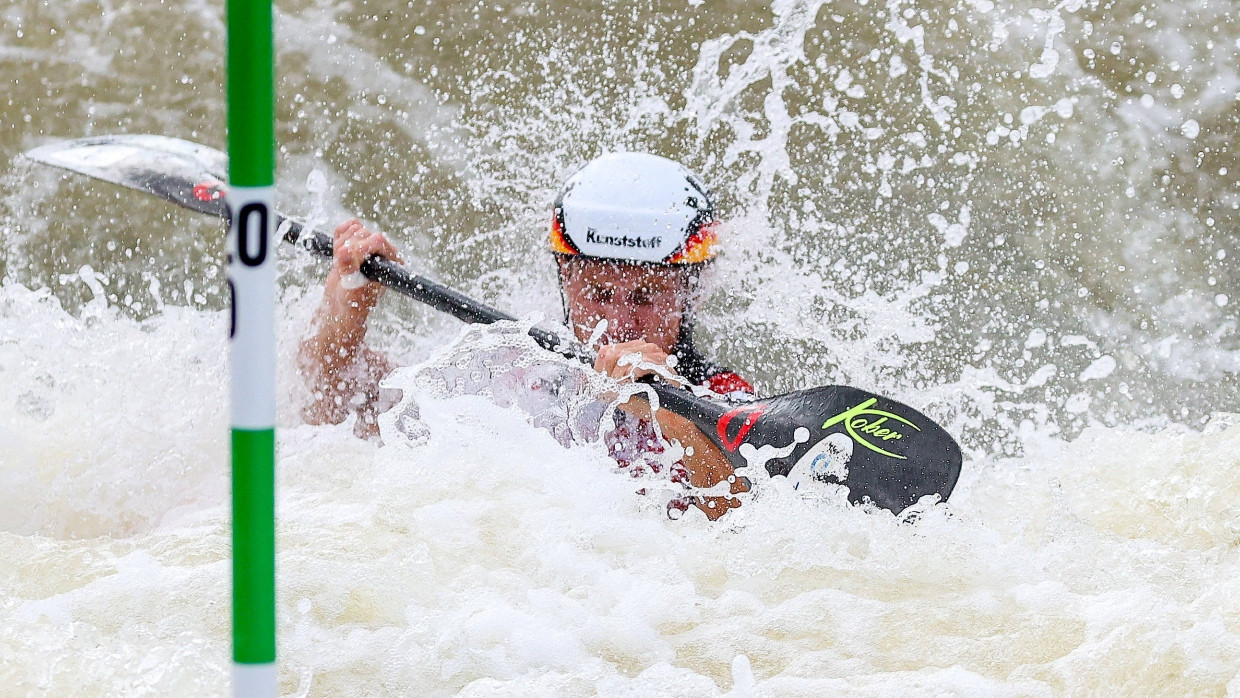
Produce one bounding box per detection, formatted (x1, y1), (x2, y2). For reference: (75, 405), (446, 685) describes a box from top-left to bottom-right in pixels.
(226, 0), (277, 695)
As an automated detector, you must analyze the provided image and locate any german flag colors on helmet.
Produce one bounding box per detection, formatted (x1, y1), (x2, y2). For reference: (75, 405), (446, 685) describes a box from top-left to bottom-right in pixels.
(551, 152), (718, 265)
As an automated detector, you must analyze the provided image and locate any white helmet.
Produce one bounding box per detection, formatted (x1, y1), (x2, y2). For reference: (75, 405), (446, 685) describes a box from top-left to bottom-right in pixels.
(550, 152), (718, 265)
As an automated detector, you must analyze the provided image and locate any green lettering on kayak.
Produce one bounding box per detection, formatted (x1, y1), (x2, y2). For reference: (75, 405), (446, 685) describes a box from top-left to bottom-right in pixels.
(821, 398), (921, 459)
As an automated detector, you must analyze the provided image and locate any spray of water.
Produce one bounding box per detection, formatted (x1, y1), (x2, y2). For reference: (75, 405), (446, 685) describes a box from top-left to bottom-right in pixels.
(3, 0), (1240, 693)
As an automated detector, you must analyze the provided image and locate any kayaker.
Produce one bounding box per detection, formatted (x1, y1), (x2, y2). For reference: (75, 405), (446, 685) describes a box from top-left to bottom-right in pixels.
(299, 152), (752, 518)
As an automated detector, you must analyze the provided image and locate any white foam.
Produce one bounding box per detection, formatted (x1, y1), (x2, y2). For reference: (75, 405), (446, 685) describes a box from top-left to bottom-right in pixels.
(4, 0), (1240, 690)
(6, 293), (1240, 693)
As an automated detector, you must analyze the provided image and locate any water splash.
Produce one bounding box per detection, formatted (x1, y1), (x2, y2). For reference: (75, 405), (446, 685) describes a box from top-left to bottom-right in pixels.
(3, 0), (1240, 693)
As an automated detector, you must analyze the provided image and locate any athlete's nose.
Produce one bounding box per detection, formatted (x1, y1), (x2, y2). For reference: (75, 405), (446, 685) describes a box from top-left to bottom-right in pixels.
(600, 305), (643, 342)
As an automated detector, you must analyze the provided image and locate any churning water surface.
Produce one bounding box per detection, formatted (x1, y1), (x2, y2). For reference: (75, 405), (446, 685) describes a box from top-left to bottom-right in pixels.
(2, 0), (1239, 695)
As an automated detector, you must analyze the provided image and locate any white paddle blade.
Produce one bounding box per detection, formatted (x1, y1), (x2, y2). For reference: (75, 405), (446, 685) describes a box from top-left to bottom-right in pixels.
(24, 135), (231, 217)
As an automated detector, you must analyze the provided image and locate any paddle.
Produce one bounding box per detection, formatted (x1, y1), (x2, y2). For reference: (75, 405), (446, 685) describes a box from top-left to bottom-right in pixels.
(23, 134), (963, 512)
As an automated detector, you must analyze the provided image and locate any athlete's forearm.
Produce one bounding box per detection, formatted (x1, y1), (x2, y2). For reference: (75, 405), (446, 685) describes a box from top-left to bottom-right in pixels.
(619, 399), (746, 520)
(305, 275), (378, 366)
(298, 275), (389, 425)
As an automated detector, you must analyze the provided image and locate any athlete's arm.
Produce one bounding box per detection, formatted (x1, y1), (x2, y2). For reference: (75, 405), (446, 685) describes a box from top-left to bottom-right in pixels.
(596, 341), (748, 520)
(298, 219), (400, 437)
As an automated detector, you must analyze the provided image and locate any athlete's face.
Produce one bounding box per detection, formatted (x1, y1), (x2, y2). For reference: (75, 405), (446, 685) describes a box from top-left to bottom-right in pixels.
(557, 257), (693, 351)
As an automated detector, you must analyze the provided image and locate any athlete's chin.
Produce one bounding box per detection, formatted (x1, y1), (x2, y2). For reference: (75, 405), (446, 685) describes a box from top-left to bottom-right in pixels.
(599, 339), (638, 348)
(599, 331), (641, 345)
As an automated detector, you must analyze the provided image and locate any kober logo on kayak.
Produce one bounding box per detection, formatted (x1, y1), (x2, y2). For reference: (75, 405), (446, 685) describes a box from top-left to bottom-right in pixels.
(821, 398), (920, 459)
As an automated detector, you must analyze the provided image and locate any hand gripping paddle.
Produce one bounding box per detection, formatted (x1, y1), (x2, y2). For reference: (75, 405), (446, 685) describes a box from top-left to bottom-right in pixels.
(23, 135), (963, 512)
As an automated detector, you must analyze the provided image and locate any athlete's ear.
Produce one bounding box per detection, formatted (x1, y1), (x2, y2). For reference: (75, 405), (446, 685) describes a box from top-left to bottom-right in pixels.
(553, 254), (572, 326)
(554, 255), (573, 284)
(682, 266), (706, 310)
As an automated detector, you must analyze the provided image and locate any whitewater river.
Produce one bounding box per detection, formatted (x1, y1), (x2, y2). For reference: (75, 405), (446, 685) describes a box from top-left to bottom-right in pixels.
(2, 0), (1239, 695)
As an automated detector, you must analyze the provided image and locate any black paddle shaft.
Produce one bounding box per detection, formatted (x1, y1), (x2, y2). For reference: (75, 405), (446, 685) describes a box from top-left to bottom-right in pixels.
(279, 217), (590, 361)
(279, 219), (753, 429)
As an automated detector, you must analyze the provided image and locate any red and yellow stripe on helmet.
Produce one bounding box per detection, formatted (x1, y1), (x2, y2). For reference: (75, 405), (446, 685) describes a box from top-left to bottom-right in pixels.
(548, 152), (720, 266)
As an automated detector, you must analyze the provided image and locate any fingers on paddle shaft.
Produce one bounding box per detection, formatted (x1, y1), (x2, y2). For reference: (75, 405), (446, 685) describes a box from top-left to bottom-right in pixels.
(703, 386), (963, 513)
(594, 341), (674, 382)
(333, 219), (402, 274)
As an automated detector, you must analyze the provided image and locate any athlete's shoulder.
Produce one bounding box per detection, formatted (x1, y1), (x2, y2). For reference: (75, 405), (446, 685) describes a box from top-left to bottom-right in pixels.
(671, 327), (756, 398)
(703, 370), (755, 398)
